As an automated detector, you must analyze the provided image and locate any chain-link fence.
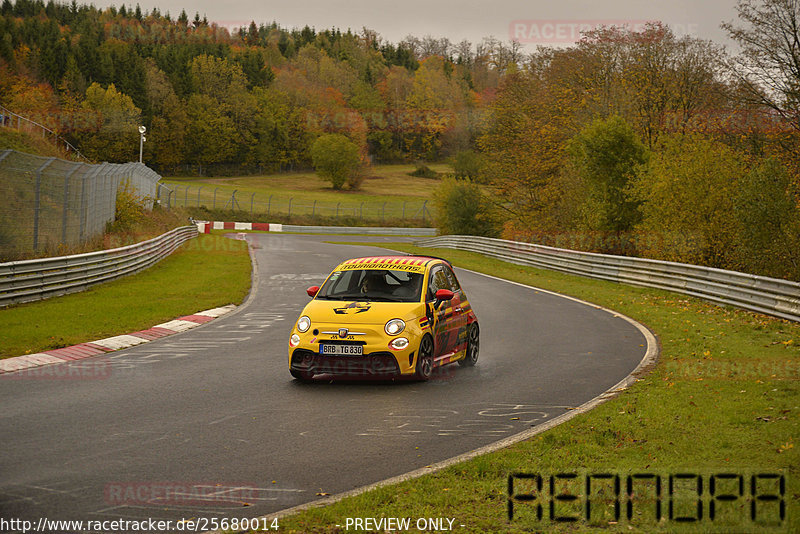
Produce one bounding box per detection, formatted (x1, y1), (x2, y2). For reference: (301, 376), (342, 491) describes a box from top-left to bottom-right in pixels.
(0, 150), (162, 260)
(156, 183), (434, 224)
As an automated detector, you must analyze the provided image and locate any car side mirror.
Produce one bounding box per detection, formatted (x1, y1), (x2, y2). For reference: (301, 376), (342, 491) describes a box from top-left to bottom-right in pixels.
(434, 288), (454, 308)
(306, 286), (319, 298)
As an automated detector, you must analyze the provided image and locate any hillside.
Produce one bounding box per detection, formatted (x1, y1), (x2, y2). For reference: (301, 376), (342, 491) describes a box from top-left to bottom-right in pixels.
(0, 128), (70, 158)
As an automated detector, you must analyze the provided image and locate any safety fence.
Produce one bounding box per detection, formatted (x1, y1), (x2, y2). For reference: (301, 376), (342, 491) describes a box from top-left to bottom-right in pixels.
(0, 150), (163, 259)
(0, 103), (87, 161)
(416, 235), (800, 322)
(157, 183), (434, 224)
(0, 225), (197, 307)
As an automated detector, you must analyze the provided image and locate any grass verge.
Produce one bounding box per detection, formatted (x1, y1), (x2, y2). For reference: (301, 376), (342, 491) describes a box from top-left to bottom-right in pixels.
(0, 234), (250, 358)
(268, 244), (799, 533)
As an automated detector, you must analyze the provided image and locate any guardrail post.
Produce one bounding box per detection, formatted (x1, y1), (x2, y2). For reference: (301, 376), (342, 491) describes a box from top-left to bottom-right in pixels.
(33, 158), (56, 251)
(61, 162), (84, 245)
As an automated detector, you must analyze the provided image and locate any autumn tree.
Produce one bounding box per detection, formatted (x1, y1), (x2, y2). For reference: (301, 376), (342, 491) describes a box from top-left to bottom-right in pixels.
(78, 82), (141, 162)
(723, 0), (800, 133)
(567, 115), (648, 232)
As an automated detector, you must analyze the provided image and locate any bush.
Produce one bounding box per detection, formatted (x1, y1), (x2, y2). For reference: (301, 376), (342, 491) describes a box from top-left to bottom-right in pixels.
(452, 150), (484, 180)
(310, 134), (362, 190)
(433, 177), (501, 237)
(408, 162), (438, 178)
(107, 181), (149, 233)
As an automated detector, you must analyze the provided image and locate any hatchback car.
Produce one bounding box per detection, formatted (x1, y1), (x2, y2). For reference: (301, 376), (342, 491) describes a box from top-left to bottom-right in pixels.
(288, 255), (479, 380)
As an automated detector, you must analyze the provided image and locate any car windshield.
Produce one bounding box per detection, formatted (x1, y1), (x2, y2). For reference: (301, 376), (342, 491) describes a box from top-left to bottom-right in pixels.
(316, 269), (423, 303)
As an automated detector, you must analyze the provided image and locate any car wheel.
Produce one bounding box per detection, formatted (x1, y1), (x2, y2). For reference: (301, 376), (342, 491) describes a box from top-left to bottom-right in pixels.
(290, 369), (314, 381)
(459, 323), (479, 367)
(415, 335), (434, 380)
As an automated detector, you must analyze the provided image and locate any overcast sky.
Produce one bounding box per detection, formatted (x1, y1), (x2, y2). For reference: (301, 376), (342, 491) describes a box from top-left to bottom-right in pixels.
(93, 0), (743, 50)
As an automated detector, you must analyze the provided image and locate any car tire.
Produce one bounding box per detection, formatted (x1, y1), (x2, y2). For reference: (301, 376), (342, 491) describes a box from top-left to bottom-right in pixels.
(415, 335), (434, 380)
(290, 369), (314, 381)
(458, 323), (479, 367)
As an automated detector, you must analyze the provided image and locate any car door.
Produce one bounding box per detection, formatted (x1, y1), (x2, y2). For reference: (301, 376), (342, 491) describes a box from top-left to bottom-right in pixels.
(442, 264), (470, 354)
(426, 265), (460, 356)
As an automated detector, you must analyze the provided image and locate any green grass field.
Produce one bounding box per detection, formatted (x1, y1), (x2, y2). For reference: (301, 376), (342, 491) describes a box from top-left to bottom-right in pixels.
(0, 234), (251, 358)
(163, 164), (450, 222)
(266, 244), (799, 533)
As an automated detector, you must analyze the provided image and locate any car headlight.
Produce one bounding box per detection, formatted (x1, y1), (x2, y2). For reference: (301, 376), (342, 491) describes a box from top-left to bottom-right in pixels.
(289, 333), (300, 347)
(384, 318), (405, 336)
(389, 337), (409, 350)
(297, 316), (311, 333)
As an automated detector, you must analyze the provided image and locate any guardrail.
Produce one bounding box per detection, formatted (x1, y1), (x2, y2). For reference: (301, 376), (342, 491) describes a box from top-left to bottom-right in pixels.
(416, 235), (800, 322)
(0, 226), (198, 307)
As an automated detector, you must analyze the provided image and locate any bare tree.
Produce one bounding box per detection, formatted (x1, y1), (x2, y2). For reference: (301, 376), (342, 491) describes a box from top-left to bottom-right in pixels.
(722, 0), (800, 131)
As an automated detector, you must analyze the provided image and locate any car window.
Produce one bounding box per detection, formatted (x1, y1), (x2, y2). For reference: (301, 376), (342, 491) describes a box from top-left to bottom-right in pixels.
(443, 265), (461, 291)
(317, 269), (423, 302)
(427, 266), (450, 300)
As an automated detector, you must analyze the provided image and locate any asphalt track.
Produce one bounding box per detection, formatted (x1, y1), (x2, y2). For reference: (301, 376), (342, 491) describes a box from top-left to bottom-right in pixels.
(0, 233), (650, 531)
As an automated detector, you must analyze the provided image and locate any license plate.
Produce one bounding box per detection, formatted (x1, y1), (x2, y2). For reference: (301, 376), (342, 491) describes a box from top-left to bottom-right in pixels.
(319, 344), (363, 356)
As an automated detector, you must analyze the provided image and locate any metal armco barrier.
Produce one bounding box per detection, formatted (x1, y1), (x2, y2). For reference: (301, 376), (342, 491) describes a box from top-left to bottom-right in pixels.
(416, 235), (800, 322)
(0, 226), (198, 307)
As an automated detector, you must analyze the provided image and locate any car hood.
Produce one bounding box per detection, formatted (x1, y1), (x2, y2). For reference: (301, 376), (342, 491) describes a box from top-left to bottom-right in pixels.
(302, 299), (424, 324)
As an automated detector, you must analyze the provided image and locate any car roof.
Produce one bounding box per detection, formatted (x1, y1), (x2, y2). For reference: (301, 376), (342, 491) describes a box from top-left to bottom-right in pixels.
(333, 255), (448, 273)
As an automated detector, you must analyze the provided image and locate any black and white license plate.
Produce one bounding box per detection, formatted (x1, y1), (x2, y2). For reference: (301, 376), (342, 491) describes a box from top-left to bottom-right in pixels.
(319, 344), (363, 356)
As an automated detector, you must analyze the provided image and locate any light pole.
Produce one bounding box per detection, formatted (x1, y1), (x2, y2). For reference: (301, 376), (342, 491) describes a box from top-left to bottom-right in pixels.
(138, 125), (146, 163)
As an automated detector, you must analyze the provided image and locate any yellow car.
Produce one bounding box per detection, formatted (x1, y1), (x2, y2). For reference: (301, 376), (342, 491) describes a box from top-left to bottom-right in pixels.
(288, 255), (480, 381)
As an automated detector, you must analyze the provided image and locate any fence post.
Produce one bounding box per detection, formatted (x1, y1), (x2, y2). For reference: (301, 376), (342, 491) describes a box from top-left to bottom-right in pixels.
(336, 202), (340, 217)
(267, 195), (272, 215)
(312, 200), (316, 217)
(250, 192), (256, 216)
(61, 162), (84, 245)
(402, 201), (406, 220)
(381, 202), (386, 222)
(33, 158), (57, 251)
(213, 187), (219, 209)
(196, 186), (203, 207)
(360, 202), (364, 219)
(288, 198), (292, 217)
(422, 200), (428, 225)
(184, 185), (189, 207)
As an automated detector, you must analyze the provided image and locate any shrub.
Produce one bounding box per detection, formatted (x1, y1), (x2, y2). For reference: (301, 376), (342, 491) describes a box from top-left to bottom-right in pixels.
(408, 162), (438, 178)
(433, 177), (501, 237)
(310, 134), (362, 190)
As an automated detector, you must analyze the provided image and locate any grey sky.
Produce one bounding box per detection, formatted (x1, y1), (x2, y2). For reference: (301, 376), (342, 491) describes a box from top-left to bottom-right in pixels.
(95, 0), (742, 50)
